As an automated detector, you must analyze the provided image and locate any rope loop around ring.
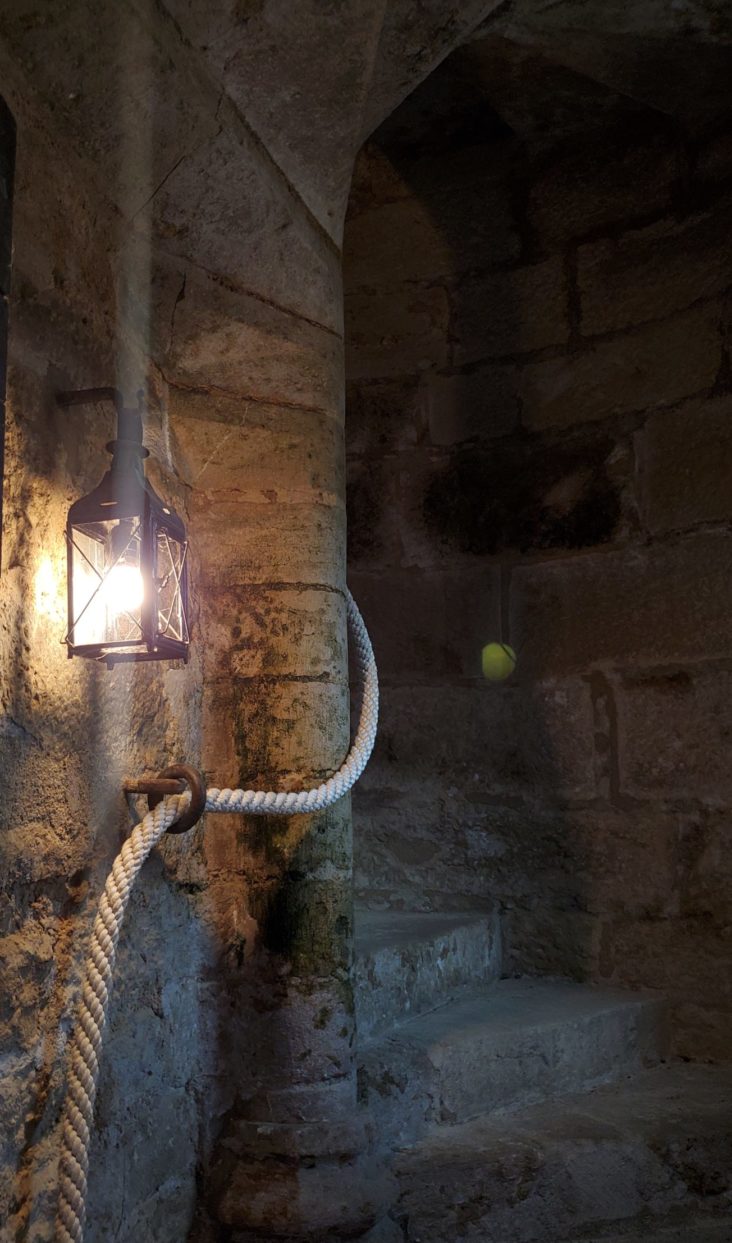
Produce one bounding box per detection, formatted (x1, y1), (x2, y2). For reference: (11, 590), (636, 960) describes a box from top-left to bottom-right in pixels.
(148, 764), (206, 833)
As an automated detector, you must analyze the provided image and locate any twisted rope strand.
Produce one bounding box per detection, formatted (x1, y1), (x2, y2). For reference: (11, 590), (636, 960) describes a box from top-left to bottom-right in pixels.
(56, 589), (377, 1242)
(56, 795), (187, 1242)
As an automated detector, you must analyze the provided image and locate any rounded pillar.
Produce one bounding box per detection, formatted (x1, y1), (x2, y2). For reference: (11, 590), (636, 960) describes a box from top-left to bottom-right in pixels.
(163, 263), (388, 1238)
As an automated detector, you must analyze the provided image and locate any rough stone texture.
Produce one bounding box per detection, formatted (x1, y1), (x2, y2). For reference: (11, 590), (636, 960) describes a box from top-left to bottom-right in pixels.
(346, 285), (451, 381)
(0, 94), (13, 589)
(524, 129), (680, 247)
(161, 0), (503, 242)
(354, 910), (502, 1039)
(0, 73), (206, 1243)
(510, 533), (732, 678)
(579, 1221), (732, 1243)
(358, 978), (666, 1148)
(395, 1063), (732, 1242)
(0, 96), (12, 294)
(345, 41), (732, 1064)
(520, 303), (721, 432)
(636, 394), (732, 534)
(577, 199), (732, 335)
(615, 667), (732, 801)
(451, 255), (569, 364)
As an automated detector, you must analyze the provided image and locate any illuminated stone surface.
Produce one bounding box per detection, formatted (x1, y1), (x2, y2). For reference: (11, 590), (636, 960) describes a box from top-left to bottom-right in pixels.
(1, 2), (732, 1240)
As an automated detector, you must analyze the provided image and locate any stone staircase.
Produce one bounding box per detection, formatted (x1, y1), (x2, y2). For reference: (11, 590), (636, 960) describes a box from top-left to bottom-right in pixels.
(354, 911), (732, 1243)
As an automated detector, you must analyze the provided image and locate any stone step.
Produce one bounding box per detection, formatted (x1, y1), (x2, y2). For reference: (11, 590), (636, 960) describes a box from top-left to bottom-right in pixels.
(353, 909), (501, 1040)
(358, 978), (665, 1146)
(393, 1063), (732, 1243)
(579, 1217), (732, 1242)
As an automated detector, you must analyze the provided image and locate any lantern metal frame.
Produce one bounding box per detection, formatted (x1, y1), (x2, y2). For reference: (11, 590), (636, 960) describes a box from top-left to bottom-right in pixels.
(60, 388), (190, 669)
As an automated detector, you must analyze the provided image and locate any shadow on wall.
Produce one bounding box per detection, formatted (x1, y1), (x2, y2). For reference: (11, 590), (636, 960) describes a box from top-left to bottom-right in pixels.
(343, 39), (732, 1059)
(343, 57), (616, 965)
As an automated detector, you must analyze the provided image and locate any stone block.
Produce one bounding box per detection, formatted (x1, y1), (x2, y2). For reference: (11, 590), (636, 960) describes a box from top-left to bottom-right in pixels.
(345, 285), (449, 380)
(353, 777), (507, 913)
(422, 363), (520, 445)
(200, 665), (350, 808)
(413, 154), (522, 270)
(452, 255), (568, 364)
(346, 453), (404, 569)
(696, 128), (732, 186)
(578, 199), (732, 335)
(0, 96), (15, 296)
(162, 263), (344, 415)
(202, 584), (346, 681)
(678, 808), (732, 928)
(528, 132), (677, 247)
(344, 197), (458, 289)
(347, 143), (412, 220)
(598, 916), (732, 1060)
(510, 532), (732, 676)
(346, 375), (424, 456)
(354, 910), (502, 1040)
(160, 0), (388, 240)
(231, 676), (350, 783)
(580, 1216), (732, 1242)
(491, 802), (682, 922)
(360, 0), (517, 142)
(193, 495), (346, 589)
(360, 979), (665, 1147)
(344, 178), (520, 289)
(616, 667), (732, 801)
(502, 904), (603, 980)
(372, 678), (596, 801)
(395, 1065), (732, 1243)
(347, 565), (501, 681)
(210, 1138), (389, 1238)
(152, 124), (343, 331)
(397, 429), (632, 567)
(636, 394), (732, 534)
(170, 389), (344, 505)
(521, 304), (721, 432)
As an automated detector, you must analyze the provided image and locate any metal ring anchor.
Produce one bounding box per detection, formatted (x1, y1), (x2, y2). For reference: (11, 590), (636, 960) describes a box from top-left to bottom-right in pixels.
(124, 764), (207, 834)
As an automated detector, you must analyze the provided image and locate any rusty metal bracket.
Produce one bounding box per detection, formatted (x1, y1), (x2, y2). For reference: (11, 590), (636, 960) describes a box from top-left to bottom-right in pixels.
(124, 764), (206, 834)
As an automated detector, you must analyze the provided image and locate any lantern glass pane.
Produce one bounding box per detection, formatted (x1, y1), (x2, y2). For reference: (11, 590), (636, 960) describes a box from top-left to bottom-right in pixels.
(155, 530), (188, 644)
(69, 519), (144, 648)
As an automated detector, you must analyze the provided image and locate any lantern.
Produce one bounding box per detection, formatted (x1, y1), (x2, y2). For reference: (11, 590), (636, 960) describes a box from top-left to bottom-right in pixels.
(61, 388), (190, 668)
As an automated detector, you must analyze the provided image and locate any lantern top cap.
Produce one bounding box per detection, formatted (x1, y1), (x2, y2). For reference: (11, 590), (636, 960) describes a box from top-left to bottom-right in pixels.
(60, 387), (185, 541)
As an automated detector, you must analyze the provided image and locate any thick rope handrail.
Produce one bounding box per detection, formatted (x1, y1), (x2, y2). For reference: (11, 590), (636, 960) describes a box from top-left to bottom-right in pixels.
(205, 589), (378, 816)
(56, 588), (377, 1242)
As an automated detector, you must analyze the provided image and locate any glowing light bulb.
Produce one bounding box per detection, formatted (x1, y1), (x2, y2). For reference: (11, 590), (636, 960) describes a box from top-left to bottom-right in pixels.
(101, 564), (144, 617)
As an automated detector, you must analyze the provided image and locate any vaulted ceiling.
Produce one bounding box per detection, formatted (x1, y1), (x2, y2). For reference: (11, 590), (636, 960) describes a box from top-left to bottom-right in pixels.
(1, 0), (729, 330)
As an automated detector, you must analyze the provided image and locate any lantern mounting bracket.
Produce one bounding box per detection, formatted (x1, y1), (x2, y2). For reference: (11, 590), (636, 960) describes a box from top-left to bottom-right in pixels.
(56, 387), (149, 458)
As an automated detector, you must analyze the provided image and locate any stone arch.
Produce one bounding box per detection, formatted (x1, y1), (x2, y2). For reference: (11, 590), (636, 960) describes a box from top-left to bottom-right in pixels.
(343, 21), (732, 1063)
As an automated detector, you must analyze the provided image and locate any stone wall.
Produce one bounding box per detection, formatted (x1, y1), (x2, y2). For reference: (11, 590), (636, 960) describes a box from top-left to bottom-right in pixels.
(0, 46), (210, 1241)
(345, 93), (732, 1060)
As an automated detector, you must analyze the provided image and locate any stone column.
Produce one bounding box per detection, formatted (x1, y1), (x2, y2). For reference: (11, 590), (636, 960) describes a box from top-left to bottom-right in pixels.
(161, 260), (387, 1238)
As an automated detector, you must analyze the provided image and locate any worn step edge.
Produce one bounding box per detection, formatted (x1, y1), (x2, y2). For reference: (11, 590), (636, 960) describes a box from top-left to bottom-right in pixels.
(393, 1062), (732, 1243)
(576, 1212), (732, 1242)
(358, 978), (667, 1147)
(354, 909), (502, 1040)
